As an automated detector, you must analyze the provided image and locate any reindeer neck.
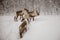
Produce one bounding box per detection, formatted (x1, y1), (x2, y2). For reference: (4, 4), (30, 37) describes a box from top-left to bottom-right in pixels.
(25, 19), (28, 24)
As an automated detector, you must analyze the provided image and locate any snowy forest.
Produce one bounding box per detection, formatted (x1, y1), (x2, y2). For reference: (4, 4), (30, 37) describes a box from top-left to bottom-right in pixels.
(0, 0), (60, 15)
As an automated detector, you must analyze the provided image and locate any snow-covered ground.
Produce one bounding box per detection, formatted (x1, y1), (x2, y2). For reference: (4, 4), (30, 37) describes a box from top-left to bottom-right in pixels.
(0, 15), (60, 40)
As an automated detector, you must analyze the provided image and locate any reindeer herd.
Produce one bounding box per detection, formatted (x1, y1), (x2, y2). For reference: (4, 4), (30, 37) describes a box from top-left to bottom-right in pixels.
(14, 8), (39, 38)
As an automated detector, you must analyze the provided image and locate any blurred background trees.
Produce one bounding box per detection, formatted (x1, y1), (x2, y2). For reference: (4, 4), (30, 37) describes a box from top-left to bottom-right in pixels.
(0, 0), (60, 15)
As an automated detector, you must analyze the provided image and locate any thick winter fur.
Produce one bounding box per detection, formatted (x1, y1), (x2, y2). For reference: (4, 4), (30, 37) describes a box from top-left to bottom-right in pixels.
(14, 10), (24, 21)
(14, 8), (29, 21)
(14, 8), (39, 21)
(16, 10), (23, 18)
(22, 8), (30, 23)
(28, 10), (39, 21)
(19, 18), (28, 38)
(24, 8), (39, 21)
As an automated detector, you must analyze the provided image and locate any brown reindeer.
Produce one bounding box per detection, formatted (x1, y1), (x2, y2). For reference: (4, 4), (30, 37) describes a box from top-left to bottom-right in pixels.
(14, 10), (24, 21)
(14, 8), (39, 21)
(19, 18), (28, 38)
(28, 10), (39, 21)
(14, 8), (29, 21)
(24, 9), (39, 21)
(22, 8), (30, 23)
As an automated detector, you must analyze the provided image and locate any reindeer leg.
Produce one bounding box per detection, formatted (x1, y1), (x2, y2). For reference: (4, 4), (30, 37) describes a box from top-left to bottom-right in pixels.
(33, 17), (34, 21)
(20, 27), (25, 38)
(19, 30), (22, 38)
(16, 15), (18, 21)
(27, 18), (30, 23)
(19, 16), (21, 20)
(20, 16), (23, 20)
(30, 17), (31, 21)
(20, 29), (23, 38)
(14, 16), (17, 22)
(20, 32), (23, 38)
(21, 15), (23, 20)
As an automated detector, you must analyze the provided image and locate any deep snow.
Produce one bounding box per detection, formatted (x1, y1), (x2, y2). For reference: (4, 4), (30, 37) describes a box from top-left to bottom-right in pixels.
(0, 15), (60, 40)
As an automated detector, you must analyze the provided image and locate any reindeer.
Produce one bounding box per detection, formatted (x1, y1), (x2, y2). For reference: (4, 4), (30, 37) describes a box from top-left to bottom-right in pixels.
(14, 8), (39, 21)
(19, 18), (28, 38)
(22, 8), (30, 23)
(24, 8), (39, 21)
(14, 10), (24, 21)
(14, 8), (29, 21)
(28, 9), (39, 21)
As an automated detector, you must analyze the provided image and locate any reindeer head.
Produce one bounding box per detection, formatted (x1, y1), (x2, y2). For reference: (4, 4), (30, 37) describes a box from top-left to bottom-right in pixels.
(36, 10), (39, 16)
(24, 8), (29, 12)
(33, 10), (39, 16)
